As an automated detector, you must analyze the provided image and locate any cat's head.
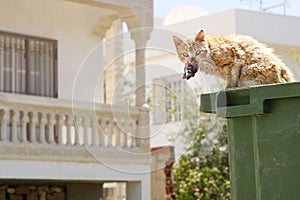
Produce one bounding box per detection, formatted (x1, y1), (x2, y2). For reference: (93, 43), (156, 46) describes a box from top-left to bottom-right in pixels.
(172, 30), (209, 80)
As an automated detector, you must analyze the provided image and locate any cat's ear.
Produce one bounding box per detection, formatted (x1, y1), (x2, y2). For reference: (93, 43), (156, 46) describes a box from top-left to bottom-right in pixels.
(173, 36), (183, 47)
(195, 30), (205, 43)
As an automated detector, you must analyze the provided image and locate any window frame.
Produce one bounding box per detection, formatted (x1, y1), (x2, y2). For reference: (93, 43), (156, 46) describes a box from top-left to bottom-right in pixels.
(0, 30), (58, 98)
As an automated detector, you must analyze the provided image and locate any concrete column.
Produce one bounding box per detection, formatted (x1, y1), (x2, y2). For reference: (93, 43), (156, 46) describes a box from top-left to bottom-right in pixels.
(127, 181), (142, 200)
(136, 48), (146, 107)
(104, 19), (124, 105)
(123, 1), (153, 107)
(137, 106), (150, 151)
(130, 32), (149, 107)
(127, 179), (150, 200)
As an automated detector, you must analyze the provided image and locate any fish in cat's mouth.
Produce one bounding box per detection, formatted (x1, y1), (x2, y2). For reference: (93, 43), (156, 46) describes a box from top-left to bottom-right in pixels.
(183, 64), (198, 80)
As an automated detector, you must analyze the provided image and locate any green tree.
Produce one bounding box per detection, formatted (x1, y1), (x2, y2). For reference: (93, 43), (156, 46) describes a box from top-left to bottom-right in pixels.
(172, 87), (230, 199)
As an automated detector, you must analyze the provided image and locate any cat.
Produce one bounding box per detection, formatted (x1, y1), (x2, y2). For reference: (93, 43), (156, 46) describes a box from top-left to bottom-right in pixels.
(173, 30), (294, 88)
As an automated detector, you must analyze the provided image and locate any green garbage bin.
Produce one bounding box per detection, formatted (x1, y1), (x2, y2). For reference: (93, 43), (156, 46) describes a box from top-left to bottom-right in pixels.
(200, 82), (300, 200)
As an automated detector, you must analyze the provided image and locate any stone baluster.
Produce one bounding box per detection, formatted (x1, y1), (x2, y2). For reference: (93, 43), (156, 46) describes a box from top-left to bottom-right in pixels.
(123, 120), (129, 148)
(66, 114), (74, 145)
(119, 120), (126, 147)
(131, 120), (138, 148)
(107, 118), (114, 147)
(99, 117), (105, 147)
(20, 111), (29, 143)
(10, 109), (19, 143)
(39, 112), (47, 144)
(83, 116), (90, 146)
(47, 113), (56, 144)
(56, 114), (65, 145)
(128, 122), (134, 148)
(29, 112), (37, 143)
(74, 116), (82, 145)
(0, 109), (9, 142)
(115, 119), (121, 147)
(91, 117), (99, 146)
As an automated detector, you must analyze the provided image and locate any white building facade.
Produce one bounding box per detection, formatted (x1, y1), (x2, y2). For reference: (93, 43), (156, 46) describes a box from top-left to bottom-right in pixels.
(147, 9), (300, 200)
(149, 8), (300, 157)
(0, 0), (153, 199)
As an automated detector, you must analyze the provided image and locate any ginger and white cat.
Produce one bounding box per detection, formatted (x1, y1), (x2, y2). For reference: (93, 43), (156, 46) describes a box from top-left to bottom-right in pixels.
(173, 30), (294, 88)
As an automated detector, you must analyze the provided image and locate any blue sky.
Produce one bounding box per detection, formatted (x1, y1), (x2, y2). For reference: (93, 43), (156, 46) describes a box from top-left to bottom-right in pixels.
(154, 0), (300, 18)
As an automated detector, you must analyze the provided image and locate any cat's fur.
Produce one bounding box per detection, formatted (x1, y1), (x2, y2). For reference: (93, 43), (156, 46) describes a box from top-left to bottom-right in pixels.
(173, 30), (294, 88)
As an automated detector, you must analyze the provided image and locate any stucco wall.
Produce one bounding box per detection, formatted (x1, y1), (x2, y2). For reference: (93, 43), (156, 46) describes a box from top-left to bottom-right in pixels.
(0, 0), (115, 102)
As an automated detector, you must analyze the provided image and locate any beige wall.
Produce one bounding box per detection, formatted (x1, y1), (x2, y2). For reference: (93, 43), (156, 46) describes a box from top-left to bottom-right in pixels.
(0, 0), (117, 102)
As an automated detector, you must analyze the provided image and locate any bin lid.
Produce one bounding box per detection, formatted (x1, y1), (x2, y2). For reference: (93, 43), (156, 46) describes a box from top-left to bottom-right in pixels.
(200, 82), (300, 118)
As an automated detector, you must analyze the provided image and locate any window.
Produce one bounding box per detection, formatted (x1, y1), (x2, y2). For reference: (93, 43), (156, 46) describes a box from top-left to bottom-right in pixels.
(165, 80), (182, 122)
(152, 74), (185, 124)
(0, 31), (58, 97)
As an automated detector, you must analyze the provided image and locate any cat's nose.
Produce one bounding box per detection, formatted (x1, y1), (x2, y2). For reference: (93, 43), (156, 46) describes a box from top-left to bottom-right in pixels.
(188, 57), (197, 65)
(188, 61), (197, 66)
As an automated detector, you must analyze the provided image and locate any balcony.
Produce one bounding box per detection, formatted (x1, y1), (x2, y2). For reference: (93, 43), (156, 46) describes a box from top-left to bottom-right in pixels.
(0, 92), (150, 166)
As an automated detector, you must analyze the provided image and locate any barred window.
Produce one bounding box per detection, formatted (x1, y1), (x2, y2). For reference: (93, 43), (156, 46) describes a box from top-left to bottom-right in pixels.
(0, 31), (58, 97)
(152, 74), (185, 124)
(165, 80), (182, 122)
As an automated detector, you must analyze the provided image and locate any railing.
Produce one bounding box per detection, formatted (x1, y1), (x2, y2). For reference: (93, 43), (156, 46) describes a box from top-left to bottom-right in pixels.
(0, 92), (149, 164)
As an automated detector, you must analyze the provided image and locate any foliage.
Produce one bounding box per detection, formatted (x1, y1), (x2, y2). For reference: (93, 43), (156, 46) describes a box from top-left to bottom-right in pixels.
(173, 157), (230, 200)
(172, 85), (231, 199)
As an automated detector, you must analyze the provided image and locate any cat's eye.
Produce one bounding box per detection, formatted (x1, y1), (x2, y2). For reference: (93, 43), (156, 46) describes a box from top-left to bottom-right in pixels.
(196, 50), (201, 55)
(182, 53), (189, 57)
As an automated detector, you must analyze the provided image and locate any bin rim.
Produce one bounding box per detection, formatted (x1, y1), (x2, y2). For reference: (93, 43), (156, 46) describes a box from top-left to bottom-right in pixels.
(200, 82), (300, 118)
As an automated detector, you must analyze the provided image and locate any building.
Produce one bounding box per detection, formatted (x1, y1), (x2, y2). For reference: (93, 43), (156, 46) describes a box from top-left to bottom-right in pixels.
(147, 8), (300, 200)
(0, 0), (153, 199)
(149, 8), (300, 159)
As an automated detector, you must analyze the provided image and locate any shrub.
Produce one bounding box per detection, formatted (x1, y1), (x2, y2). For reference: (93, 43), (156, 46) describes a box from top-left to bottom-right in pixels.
(173, 115), (230, 200)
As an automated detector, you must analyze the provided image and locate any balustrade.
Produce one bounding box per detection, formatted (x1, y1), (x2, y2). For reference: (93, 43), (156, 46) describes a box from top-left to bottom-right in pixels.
(0, 93), (147, 152)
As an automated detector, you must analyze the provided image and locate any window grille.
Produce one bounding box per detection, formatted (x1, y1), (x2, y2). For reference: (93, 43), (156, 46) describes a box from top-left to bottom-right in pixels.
(0, 31), (58, 97)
